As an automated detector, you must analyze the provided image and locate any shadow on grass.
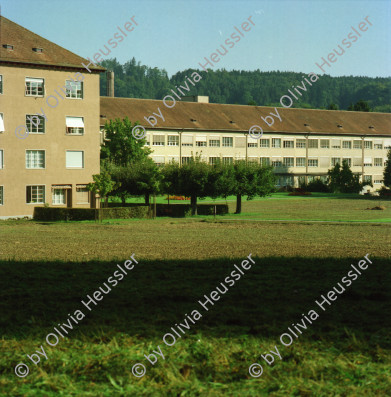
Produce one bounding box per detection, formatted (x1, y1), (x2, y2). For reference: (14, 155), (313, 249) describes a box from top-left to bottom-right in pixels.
(1, 256), (390, 349)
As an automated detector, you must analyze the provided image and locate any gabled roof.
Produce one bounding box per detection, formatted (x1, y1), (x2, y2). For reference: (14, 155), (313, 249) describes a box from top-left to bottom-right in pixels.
(100, 97), (391, 136)
(0, 16), (104, 72)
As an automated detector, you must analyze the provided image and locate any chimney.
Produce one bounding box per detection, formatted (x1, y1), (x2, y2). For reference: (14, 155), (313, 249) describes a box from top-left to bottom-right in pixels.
(106, 70), (114, 97)
(181, 95), (209, 103)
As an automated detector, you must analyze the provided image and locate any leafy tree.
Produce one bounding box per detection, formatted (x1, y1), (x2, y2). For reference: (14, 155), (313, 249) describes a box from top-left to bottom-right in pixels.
(230, 161), (275, 214)
(327, 103), (339, 110)
(327, 161), (366, 193)
(347, 99), (371, 112)
(383, 148), (391, 188)
(101, 117), (151, 166)
(87, 169), (121, 208)
(109, 158), (161, 204)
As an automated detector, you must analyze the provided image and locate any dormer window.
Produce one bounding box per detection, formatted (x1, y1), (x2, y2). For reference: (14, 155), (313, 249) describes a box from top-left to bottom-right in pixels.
(337, 124), (343, 128)
(33, 47), (43, 53)
(369, 125), (374, 129)
(3, 44), (14, 50)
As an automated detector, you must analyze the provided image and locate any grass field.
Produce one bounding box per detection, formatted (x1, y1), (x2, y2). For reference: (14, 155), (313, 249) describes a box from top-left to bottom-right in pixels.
(1, 196), (390, 396)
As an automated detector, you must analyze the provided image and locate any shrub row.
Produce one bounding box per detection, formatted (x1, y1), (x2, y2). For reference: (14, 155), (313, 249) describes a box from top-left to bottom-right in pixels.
(34, 204), (228, 221)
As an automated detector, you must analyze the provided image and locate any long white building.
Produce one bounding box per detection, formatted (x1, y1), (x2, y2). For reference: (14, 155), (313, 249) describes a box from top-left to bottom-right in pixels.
(100, 95), (391, 190)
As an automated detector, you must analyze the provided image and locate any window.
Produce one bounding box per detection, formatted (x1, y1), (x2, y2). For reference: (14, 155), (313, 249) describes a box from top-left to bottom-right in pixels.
(26, 150), (45, 169)
(66, 117), (84, 135)
(25, 77), (44, 96)
(353, 157), (362, 166)
(181, 157), (192, 164)
(384, 139), (391, 149)
(235, 137), (246, 148)
(145, 134), (150, 146)
(308, 139), (318, 149)
(374, 158), (383, 167)
(296, 157), (306, 167)
(272, 138), (281, 148)
(331, 158), (341, 167)
(0, 113), (4, 132)
(0, 149), (3, 168)
(374, 143), (383, 149)
(152, 156), (165, 166)
(0, 186), (3, 205)
(167, 156), (179, 163)
(26, 115), (45, 134)
(222, 157), (233, 164)
(364, 141), (372, 149)
(153, 135), (165, 146)
(195, 136), (207, 147)
(283, 140), (294, 148)
(308, 159), (318, 167)
(222, 137), (233, 147)
(26, 185), (45, 204)
(182, 135), (193, 146)
(353, 140), (362, 149)
(363, 175), (372, 184)
(260, 157), (270, 166)
(52, 189), (66, 205)
(320, 139), (329, 148)
(364, 157), (372, 167)
(342, 141), (352, 149)
(331, 139), (341, 149)
(320, 157), (330, 168)
(260, 139), (270, 148)
(342, 158), (352, 167)
(248, 157), (258, 163)
(271, 158), (282, 167)
(66, 151), (84, 168)
(283, 157), (294, 167)
(248, 141), (257, 147)
(168, 135), (179, 146)
(0, 75), (2, 94)
(374, 177), (383, 184)
(65, 80), (83, 99)
(209, 139), (220, 147)
(209, 157), (220, 165)
(76, 186), (90, 204)
(296, 139), (306, 148)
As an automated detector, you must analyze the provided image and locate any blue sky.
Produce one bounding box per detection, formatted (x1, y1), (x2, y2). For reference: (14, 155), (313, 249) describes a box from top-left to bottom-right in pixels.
(2, 0), (390, 77)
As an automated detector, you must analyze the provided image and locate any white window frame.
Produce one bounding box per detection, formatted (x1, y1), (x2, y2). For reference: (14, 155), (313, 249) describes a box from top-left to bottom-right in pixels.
(296, 139), (306, 148)
(308, 158), (318, 167)
(26, 114), (45, 134)
(374, 158), (383, 167)
(65, 80), (83, 99)
(26, 150), (45, 169)
(320, 139), (329, 149)
(153, 135), (165, 146)
(25, 77), (44, 97)
(26, 185), (45, 204)
(272, 138), (281, 148)
(0, 149), (3, 169)
(0, 185), (3, 205)
(76, 186), (90, 204)
(283, 140), (294, 148)
(296, 157), (306, 167)
(209, 139), (220, 147)
(66, 150), (84, 168)
(167, 135), (179, 146)
(260, 157), (270, 166)
(342, 140), (352, 149)
(222, 156), (233, 164)
(0, 113), (4, 133)
(222, 137), (233, 147)
(283, 157), (294, 167)
(66, 116), (84, 135)
(52, 188), (66, 205)
(364, 140), (373, 149)
(308, 139), (318, 149)
(331, 157), (341, 167)
(260, 139), (270, 148)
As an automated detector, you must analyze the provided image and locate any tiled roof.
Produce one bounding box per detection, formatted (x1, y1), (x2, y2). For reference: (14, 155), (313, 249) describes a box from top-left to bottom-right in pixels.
(100, 97), (391, 136)
(0, 16), (104, 72)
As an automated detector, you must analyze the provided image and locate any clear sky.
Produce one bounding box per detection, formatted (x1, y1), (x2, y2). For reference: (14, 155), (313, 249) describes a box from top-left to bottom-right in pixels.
(1, 0), (390, 78)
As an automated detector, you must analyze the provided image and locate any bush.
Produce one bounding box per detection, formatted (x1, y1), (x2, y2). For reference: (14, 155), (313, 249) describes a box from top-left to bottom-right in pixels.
(33, 207), (150, 221)
(305, 179), (330, 192)
(379, 187), (391, 197)
(288, 191), (312, 196)
(156, 204), (228, 217)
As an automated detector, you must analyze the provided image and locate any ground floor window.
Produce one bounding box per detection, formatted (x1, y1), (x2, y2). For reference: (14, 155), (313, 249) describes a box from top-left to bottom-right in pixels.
(52, 189), (66, 205)
(26, 185), (45, 204)
(0, 186), (3, 205)
(76, 186), (90, 204)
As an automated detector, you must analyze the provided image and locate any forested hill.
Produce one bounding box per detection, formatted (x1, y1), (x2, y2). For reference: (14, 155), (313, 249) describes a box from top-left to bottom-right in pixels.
(99, 58), (391, 112)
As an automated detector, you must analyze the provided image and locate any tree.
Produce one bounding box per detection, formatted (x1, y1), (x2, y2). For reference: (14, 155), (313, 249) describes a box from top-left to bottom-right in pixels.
(109, 158), (161, 205)
(383, 148), (391, 188)
(327, 160), (366, 193)
(230, 161), (275, 214)
(327, 102), (339, 110)
(347, 99), (371, 112)
(101, 117), (151, 166)
(87, 169), (121, 208)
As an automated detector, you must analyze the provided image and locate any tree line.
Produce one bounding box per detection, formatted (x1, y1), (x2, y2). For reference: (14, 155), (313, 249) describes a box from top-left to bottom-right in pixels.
(99, 58), (391, 112)
(87, 118), (391, 215)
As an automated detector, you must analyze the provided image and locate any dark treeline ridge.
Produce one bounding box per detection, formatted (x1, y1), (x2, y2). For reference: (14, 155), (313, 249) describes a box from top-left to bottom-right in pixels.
(99, 58), (391, 112)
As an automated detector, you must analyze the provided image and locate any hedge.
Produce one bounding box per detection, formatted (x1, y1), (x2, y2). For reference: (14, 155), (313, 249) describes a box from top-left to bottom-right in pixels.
(34, 203), (228, 221)
(33, 206), (150, 221)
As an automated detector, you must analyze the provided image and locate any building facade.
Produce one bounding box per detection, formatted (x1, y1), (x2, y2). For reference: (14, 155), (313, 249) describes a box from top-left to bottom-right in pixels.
(100, 96), (391, 189)
(0, 16), (104, 218)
